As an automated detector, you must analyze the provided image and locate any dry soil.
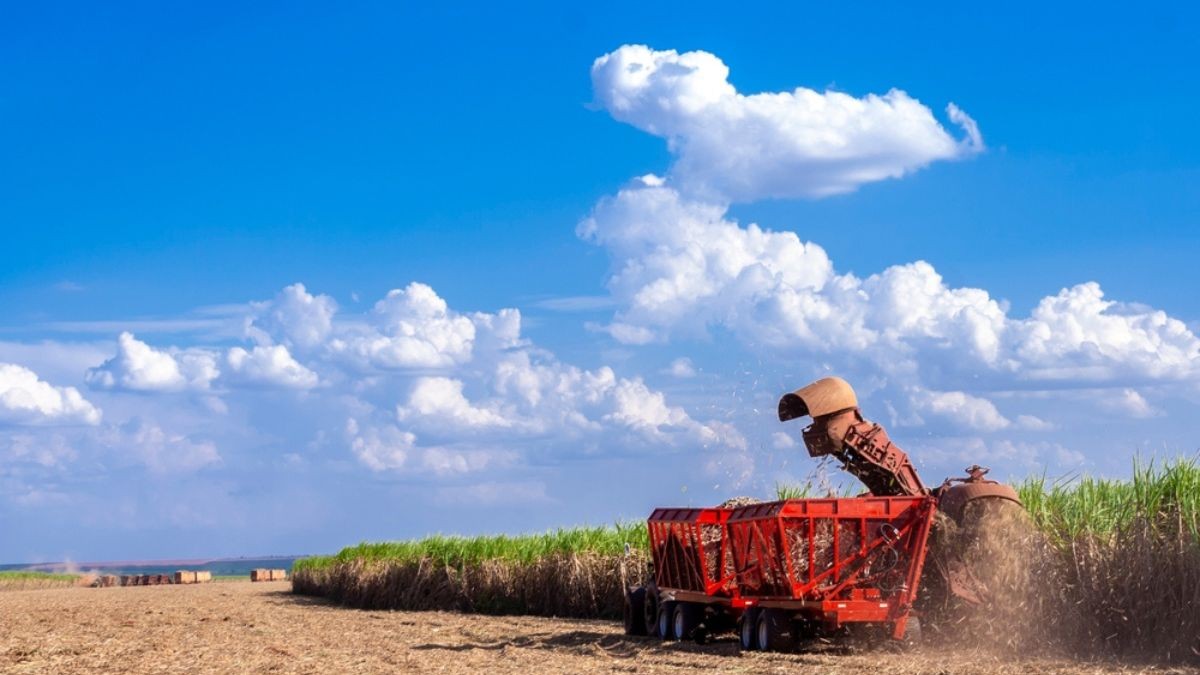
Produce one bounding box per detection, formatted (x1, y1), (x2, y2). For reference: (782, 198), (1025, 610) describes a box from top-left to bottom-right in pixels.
(0, 582), (1192, 674)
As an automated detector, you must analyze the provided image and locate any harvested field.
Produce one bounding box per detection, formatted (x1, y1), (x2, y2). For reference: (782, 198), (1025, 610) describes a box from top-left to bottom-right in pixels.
(0, 582), (1191, 674)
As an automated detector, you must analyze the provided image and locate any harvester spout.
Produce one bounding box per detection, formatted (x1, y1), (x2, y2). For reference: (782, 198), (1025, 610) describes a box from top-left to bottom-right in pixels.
(778, 377), (928, 497)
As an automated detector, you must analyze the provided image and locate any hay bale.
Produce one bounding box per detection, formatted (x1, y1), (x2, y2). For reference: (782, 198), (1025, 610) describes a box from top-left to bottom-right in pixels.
(269, 569), (287, 581)
(101, 575), (119, 587)
(174, 570), (196, 584)
(251, 569), (269, 582)
(194, 571), (212, 583)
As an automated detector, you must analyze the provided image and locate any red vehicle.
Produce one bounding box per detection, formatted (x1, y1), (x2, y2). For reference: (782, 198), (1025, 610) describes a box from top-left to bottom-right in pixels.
(623, 377), (1021, 651)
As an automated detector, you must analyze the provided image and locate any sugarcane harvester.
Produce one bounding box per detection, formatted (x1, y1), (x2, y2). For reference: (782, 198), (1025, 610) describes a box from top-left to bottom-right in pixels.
(624, 376), (1023, 651)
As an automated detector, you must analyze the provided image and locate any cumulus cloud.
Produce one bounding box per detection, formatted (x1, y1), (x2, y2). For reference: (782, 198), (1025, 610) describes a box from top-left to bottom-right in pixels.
(398, 377), (510, 429)
(579, 42), (1200, 459)
(1012, 284), (1200, 382)
(346, 418), (415, 472)
(591, 44), (982, 202)
(248, 283), (337, 350)
(73, 277), (739, 480)
(0, 363), (101, 426)
(909, 388), (1010, 432)
(330, 283), (482, 369)
(340, 286), (745, 473)
(580, 176), (1200, 392)
(87, 332), (219, 392)
(225, 345), (319, 389)
(389, 349), (745, 463)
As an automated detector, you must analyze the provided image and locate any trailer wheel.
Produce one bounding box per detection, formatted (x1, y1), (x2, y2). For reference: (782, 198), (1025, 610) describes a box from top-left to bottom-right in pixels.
(643, 588), (660, 637)
(738, 608), (759, 651)
(756, 609), (792, 652)
(623, 587), (647, 636)
(672, 602), (702, 642)
(657, 601), (678, 640)
(900, 616), (922, 649)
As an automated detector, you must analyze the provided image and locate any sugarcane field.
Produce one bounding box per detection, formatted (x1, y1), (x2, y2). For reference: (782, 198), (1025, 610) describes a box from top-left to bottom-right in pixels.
(4, 3), (1199, 674)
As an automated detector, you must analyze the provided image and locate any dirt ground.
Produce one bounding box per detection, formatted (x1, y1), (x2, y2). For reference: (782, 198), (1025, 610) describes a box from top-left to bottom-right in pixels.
(0, 582), (1193, 674)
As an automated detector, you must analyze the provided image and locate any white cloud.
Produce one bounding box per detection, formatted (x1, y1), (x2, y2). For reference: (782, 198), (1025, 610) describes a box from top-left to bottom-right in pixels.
(909, 388), (1011, 432)
(225, 345), (319, 389)
(1100, 388), (1161, 419)
(248, 283), (337, 350)
(605, 376), (740, 448)
(3, 434), (78, 467)
(398, 377), (510, 429)
(580, 173), (1200, 393)
(665, 357), (696, 378)
(923, 436), (1086, 472)
(771, 432), (796, 450)
(0, 363), (101, 426)
(330, 282), (478, 369)
(346, 418), (415, 472)
(345, 420), (516, 477)
(1015, 414), (1053, 431)
(338, 288), (745, 474)
(119, 420), (221, 473)
(87, 332), (218, 392)
(591, 44), (981, 202)
(420, 447), (517, 476)
(488, 351), (745, 450)
(1011, 284), (1200, 382)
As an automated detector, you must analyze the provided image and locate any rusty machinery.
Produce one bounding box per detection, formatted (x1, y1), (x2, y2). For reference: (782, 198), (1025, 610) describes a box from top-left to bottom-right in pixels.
(624, 376), (1023, 651)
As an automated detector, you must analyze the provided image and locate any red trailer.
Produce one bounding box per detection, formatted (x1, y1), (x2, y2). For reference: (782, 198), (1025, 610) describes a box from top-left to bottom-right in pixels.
(626, 496), (936, 651)
(727, 496), (936, 651)
(624, 506), (751, 642)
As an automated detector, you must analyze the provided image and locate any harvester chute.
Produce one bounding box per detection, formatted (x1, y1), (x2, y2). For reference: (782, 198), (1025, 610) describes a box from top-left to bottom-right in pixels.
(625, 375), (1029, 651)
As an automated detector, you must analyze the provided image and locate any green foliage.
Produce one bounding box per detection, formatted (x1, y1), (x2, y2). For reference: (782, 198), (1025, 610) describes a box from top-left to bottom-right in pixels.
(1017, 455), (1200, 545)
(0, 571), (78, 582)
(774, 481), (811, 500)
(294, 521), (650, 572)
(774, 481), (859, 500)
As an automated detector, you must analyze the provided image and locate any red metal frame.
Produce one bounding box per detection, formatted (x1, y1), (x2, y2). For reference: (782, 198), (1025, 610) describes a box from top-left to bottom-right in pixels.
(727, 496), (936, 638)
(647, 507), (739, 598)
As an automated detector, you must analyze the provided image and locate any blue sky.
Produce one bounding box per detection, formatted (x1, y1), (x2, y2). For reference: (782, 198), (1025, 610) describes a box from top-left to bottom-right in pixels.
(1, 2), (1197, 563)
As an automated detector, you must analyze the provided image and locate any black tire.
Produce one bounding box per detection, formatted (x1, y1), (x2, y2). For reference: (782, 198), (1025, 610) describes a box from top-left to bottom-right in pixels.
(738, 608), (759, 651)
(900, 616), (922, 649)
(623, 587), (647, 636)
(658, 601), (678, 640)
(672, 602), (702, 642)
(644, 587), (660, 637)
(756, 609), (793, 652)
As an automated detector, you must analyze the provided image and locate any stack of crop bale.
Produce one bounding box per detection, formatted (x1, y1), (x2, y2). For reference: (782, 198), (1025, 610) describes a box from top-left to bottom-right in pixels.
(250, 569), (287, 582)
